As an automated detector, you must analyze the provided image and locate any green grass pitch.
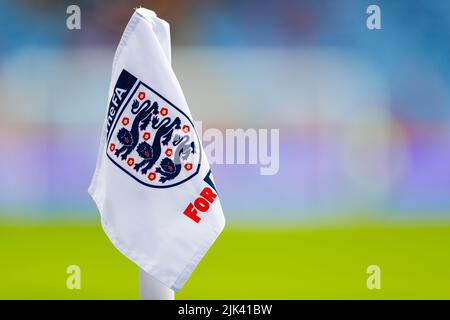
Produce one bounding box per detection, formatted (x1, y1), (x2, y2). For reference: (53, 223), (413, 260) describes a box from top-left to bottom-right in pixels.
(0, 221), (449, 299)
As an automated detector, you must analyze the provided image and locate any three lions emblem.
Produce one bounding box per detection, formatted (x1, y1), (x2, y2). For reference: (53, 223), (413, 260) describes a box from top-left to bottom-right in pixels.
(106, 70), (201, 188)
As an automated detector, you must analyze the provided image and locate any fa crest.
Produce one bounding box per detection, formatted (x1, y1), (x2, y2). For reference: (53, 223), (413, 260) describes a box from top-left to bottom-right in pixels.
(106, 69), (201, 188)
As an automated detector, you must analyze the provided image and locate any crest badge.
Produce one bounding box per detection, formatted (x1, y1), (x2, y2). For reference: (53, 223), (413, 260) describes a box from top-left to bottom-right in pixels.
(106, 69), (201, 188)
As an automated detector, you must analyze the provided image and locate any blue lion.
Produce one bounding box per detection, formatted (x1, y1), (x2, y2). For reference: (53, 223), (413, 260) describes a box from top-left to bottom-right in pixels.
(155, 134), (195, 183)
(133, 115), (181, 174)
(114, 99), (159, 160)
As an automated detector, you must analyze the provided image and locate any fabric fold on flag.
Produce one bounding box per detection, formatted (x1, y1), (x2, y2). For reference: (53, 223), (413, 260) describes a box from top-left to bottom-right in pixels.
(88, 8), (225, 291)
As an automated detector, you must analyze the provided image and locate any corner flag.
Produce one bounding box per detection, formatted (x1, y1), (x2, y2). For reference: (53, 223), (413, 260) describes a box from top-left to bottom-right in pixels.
(88, 8), (225, 291)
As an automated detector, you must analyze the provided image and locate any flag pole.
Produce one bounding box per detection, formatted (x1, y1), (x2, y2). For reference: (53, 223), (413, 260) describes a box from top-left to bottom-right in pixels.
(139, 268), (174, 300)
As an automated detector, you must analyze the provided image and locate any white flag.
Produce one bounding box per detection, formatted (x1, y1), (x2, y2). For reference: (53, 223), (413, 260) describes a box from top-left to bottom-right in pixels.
(88, 8), (225, 291)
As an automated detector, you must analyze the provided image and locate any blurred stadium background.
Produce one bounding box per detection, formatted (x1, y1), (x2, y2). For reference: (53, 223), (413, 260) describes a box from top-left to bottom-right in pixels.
(0, 0), (449, 299)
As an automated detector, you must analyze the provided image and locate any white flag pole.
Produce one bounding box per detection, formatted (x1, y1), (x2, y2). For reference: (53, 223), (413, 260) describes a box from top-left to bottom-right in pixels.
(139, 268), (174, 300)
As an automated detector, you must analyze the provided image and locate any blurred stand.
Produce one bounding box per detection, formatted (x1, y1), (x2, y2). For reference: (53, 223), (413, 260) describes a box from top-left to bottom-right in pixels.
(1, 47), (449, 221)
(1, 1), (450, 223)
